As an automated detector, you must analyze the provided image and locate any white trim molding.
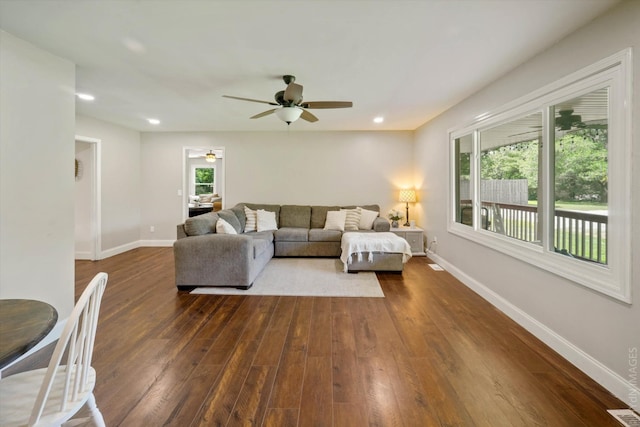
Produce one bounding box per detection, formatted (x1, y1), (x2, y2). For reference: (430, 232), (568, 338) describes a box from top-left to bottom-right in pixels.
(447, 48), (632, 302)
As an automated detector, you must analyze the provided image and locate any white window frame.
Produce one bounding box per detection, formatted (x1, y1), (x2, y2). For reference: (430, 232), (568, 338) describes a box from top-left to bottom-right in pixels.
(190, 165), (215, 196)
(448, 49), (632, 303)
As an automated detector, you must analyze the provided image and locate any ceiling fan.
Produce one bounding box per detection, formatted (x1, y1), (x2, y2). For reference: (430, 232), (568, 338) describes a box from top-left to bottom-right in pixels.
(223, 75), (353, 125)
(555, 109), (585, 130)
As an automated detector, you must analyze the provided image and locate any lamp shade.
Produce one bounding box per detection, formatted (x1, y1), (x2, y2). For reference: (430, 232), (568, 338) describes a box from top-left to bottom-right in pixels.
(276, 106), (303, 124)
(399, 189), (416, 203)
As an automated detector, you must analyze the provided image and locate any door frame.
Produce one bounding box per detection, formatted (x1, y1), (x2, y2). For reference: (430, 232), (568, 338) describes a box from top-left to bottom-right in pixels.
(182, 146), (225, 222)
(75, 135), (102, 260)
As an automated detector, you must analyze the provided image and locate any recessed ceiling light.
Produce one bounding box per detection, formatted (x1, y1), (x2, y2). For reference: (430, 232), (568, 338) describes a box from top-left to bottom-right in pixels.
(148, 118), (160, 125)
(76, 93), (95, 101)
(373, 116), (384, 124)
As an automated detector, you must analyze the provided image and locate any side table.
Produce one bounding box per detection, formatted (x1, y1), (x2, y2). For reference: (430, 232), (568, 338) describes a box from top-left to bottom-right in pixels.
(390, 226), (426, 256)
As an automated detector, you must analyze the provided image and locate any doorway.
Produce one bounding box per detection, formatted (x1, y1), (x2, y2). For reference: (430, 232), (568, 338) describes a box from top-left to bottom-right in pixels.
(74, 136), (101, 260)
(182, 147), (225, 221)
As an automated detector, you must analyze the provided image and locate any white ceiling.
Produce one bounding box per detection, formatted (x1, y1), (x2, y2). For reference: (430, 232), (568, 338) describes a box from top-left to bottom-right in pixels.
(0, 0), (619, 132)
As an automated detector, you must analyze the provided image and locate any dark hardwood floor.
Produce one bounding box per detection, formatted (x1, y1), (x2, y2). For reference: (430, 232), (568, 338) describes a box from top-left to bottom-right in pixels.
(75, 247), (626, 426)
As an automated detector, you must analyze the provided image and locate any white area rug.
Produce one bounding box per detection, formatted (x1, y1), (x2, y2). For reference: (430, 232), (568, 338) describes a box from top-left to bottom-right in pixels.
(190, 258), (384, 297)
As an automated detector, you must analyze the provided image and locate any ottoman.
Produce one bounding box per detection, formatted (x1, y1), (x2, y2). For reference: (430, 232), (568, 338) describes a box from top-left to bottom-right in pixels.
(340, 232), (412, 273)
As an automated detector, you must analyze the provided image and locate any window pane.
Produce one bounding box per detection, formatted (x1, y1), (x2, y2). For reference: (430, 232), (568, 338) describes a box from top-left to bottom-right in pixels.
(195, 184), (213, 195)
(454, 134), (473, 227)
(194, 167), (214, 196)
(553, 88), (608, 264)
(479, 113), (542, 243)
(195, 168), (214, 184)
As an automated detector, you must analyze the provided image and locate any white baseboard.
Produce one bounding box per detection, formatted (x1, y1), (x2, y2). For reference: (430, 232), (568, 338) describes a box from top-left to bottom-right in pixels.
(429, 253), (640, 411)
(98, 241), (140, 259)
(139, 239), (174, 247)
(98, 239), (175, 259)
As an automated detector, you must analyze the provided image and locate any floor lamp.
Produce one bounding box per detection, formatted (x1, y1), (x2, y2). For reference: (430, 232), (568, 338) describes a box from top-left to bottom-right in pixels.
(399, 189), (416, 227)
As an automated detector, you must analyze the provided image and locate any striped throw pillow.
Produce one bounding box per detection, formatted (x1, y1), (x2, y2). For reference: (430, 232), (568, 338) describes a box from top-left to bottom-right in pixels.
(341, 208), (361, 231)
(244, 206), (257, 232)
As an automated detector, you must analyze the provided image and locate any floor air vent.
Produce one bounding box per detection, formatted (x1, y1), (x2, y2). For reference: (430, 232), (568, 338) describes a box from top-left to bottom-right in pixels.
(608, 409), (640, 426)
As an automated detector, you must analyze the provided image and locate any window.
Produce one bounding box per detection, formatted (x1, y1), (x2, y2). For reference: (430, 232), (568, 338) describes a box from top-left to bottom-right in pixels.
(480, 112), (542, 243)
(194, 167), (214, 195)
(449, 49), (631, 302)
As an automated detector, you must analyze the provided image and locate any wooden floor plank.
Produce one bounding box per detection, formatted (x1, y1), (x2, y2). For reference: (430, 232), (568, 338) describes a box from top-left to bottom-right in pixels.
(267, 298), (313, 409)
(64, 248), (629, 427)
(299, 356), (333, 427)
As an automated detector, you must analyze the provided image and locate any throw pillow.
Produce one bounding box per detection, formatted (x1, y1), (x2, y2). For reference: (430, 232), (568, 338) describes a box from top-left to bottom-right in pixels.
(216, 218), (237, 234)
(341, 208), (361, 231)
(217, 209), (242, 233)
(244, 206), (257, 232)
(358, 207), (379, 230)
(199, 194), (213, 203)
(257, 209), (278, 232)
(324, 210), (347, 231)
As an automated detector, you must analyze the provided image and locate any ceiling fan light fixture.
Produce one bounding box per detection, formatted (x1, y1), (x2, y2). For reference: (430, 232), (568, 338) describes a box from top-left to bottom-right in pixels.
(276, 106), (303, 124)
(205, 151), (216, 163)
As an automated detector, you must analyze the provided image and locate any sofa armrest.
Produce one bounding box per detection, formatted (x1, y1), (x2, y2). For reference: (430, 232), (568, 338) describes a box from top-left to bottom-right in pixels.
(176, 224), (188, 239)
(174, 234), (254, 288)
(373, 217), (391, 232)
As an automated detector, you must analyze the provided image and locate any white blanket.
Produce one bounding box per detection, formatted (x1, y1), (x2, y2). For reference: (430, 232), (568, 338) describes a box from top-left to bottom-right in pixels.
(340, 232), (412, 272)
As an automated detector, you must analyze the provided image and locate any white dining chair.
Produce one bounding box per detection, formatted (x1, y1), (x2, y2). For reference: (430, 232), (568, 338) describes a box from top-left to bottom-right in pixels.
(0, 272), (108, 427)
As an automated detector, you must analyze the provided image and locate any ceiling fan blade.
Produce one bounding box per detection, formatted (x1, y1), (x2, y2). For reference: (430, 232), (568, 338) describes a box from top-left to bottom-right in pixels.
(284, 83), (303, 104)
(300, 101), (353, 109)
(250, 109), (277, 119)
(223, 95), (278, 106)
(300, 109), (319, 123)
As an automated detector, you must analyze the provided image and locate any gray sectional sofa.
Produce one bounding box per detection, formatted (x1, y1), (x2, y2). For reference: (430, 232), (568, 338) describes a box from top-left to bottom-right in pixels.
(174, 203), (390, 290)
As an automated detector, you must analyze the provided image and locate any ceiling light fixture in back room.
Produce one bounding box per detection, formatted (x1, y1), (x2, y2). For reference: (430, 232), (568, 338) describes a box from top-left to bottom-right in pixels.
(223, 75), (353, 125)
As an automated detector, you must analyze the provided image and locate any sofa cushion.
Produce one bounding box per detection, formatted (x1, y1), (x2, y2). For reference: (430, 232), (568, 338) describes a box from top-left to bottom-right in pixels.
(230, 205), (246, 230)
(274, 227), (309, 242)
(280, 205), (311, 228)
(342, 204), (380, 212)
(252, 238), (270, 259)
(218, 209), (242, 234)
(248, 230), (275, 243)
(309, 228), (343, 242)
(310, 206), (340, 229)
(184, 212), (219, 236)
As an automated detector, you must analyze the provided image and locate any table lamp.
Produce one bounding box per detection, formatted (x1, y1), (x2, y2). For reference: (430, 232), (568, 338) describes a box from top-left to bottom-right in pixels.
(399, 189), (416, 227)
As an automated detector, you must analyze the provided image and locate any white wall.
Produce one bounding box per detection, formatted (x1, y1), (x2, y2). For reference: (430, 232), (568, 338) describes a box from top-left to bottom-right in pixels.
(140, 131), (414, 241)
(414, 0), (639, 407)
(75, 115), (141, 257)
(0, 31), (75, 317)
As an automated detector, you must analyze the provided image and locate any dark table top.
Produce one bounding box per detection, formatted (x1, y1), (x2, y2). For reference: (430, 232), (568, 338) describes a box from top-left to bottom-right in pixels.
(0, 299), (58, 369)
